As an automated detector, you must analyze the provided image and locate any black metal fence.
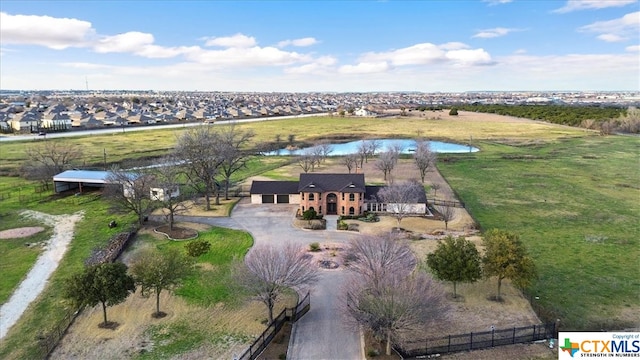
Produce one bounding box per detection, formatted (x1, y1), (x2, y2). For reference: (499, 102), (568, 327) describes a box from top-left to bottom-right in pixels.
(35, 307), (83, 358)
(395, 322), (556, 358)
(237, 291), (311, 360)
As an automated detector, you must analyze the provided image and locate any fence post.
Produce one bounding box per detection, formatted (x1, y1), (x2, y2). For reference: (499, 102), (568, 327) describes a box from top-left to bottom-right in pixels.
(469, 332), (473, 350)
(512, 327), (516, 344)
(532, 324), (536, 341)
(448, 334), (451, 353)
(491, 328), (495, 347)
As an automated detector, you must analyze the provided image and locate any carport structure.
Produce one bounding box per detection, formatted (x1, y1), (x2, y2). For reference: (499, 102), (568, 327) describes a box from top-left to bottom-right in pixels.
(53, 170), (112, 193)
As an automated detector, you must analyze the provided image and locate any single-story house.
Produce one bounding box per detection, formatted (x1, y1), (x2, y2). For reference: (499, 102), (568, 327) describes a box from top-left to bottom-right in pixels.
(250, 173), (427, 216)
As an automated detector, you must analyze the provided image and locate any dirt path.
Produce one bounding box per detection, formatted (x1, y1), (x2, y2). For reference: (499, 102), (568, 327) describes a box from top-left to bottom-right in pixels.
(0, 210), (84, 339)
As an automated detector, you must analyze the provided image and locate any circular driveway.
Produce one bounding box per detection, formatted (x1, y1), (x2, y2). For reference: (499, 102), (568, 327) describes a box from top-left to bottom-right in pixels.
(171, 198), (364, 359)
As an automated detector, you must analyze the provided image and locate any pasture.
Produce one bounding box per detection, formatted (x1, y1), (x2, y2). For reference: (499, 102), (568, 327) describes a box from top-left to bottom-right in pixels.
(0, 112), (636, 358)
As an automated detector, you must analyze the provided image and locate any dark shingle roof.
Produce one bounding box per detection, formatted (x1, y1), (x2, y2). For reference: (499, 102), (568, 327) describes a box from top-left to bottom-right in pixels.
(298, 173), (365, 193)
(250, 181), (299, 194)
(365, 185), (427, 203)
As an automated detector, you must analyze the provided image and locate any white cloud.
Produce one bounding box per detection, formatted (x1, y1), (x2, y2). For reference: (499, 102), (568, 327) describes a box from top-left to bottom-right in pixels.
(473, 27), (519, 39)
(597, 34), (624, 42)
(514, 49), (527, 54)
(553, 0), (637, 13)
(446, 49), (494, 65)
(626, 45), (640, 52)
(284, 56), (337, 74)
(0, 12), (94, 49)
(277, 37), (318, 48)
(439, 42), (470, 50)
(357, 42), (493, 67)
(338, 61), (390, 74)
(579, 11), (640, 42)
(204, 33), (257, 48)
(92, 32), (199, 58)
(360, 43), (445, 66)
(482, 0), (513, 5)
(94, 32), (154, 53)
(185, 46), (311, 67)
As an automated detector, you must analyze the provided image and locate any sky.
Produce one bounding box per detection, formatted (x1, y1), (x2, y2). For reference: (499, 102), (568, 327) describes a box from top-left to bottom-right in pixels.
(0, 0), (639, 92)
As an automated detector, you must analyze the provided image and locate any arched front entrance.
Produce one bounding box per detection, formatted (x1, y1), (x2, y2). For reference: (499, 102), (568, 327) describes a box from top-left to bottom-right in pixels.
(326, 193), (338, 215)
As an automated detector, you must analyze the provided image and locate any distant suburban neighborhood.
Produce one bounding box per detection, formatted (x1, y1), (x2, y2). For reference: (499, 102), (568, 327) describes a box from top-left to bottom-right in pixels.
(1, 90), (638, 134)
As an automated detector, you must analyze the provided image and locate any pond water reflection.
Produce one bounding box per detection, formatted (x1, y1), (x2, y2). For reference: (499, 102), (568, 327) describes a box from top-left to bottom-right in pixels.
(264, 138), (478, 156)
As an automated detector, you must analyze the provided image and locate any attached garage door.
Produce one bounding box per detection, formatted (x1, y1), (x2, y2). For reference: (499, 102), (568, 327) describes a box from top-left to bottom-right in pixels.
(276, 194), (290, 204)
(262, 194), (274, 203)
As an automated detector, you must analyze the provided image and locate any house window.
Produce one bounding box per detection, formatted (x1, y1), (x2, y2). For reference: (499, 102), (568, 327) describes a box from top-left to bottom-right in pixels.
(349, 207), (355, 215)
(319, 193), (322, 201)
(341, 206), (345, 215)
(341, 193), (344, 201)
(319, 206), (322, 214)
(309, 206), (315, 212)
(359, 193), (362, 200)
(151, 190), (158, 196)
(302, 206), (305, 212)
(309, 193), (315, 201)
(349, 193), (355, 201)
(301, 193), (304, 200)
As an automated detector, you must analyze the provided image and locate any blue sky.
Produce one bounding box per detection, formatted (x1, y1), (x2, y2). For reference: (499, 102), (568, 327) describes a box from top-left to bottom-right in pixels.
(1, 0), (638, 92)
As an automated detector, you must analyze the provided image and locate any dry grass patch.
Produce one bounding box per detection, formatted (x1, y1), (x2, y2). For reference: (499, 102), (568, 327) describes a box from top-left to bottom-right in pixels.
(52, 289), (298, 360)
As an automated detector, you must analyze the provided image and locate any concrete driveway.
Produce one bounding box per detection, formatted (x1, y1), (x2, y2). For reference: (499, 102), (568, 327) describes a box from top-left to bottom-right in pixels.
(173, 199), (364, 359)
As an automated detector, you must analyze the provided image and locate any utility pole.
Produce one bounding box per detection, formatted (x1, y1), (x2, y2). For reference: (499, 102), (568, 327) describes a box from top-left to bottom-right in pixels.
(103, 148), (107, 170)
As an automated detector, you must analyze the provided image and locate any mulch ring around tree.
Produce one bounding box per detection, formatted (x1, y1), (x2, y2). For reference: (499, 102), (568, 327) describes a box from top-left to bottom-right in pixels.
(154, 225), (198, 240)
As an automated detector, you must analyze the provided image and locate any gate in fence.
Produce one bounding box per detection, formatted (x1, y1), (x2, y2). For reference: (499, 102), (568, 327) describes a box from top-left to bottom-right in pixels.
(237, 291), (311, 360)
(395, 322), (556, 358)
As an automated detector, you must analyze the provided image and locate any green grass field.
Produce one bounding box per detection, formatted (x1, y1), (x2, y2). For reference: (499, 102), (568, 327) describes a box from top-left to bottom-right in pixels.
(438, 135), (639, 330)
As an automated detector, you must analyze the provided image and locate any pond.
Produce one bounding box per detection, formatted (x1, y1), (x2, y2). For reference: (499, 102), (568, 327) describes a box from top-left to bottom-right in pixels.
(264, 139), (478, 156)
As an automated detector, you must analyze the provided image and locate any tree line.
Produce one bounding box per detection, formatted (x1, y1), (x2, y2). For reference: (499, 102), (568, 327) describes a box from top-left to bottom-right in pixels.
(449, 104), (640, 133)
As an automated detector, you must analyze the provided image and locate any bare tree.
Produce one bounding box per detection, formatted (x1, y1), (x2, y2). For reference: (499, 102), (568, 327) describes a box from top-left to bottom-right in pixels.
(430, 183), (441, 197)
(343, 271), (447, 355)
(435, 205), (455, 230)
(375, 147), (400, 182)
(367, 139), (382, 159)
(341, 153), (358, 173)
(378, 180), (425, 230)
(310, 145), (324, 171)
(341, 234), (446, 355)
(318, 142), (334, 163)
(297, 148), (315, 173)
(104, 167), (156, 226)
(413, 139), (436, 183)
(22, 141), (82, 187)
(344, 235), (416, 289)
(153, 156), (189, 231)
(217, 124), (255, 200)
(357, 141), (368, 168)
(233, 243), (319, 323)
(174, 127), (223, 210)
